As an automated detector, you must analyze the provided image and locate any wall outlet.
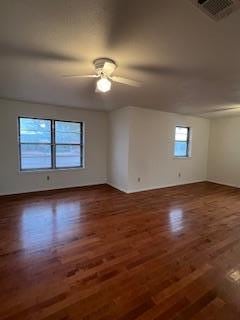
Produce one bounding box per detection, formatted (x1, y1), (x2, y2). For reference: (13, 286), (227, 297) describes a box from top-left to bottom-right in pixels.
(47, 175), (50, 181)
(137, 177), (141, 182)
(178, 172), (181, 178)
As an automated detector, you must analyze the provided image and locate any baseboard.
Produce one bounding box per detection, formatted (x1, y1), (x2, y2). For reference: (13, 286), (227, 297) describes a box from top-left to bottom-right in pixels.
(107, 180), (206, 194)
(0, 182), (108, 199)
(2, 180), (230, 198)
(207, 179), (239, 188)
(107, 182), (128, 193)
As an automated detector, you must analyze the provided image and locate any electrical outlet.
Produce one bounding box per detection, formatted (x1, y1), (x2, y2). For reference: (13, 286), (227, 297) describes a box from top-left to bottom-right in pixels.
(47, 175), (50, 181)
(178, 172), (181, 178)
(137, 177), (141, 182)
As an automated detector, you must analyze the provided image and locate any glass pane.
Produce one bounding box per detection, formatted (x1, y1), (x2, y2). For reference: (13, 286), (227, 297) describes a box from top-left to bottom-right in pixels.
(21, 144), (52, 169)
(55, 121), (81, 144)
(174, 141), (188, 157)
(56, 145), (81, 168)
(55, 132), (80, 144)
(20, 131), (51, 143)
(175, 127), (188, 142)
(55, 121), (81, 133)
(20, 118), (51, 143)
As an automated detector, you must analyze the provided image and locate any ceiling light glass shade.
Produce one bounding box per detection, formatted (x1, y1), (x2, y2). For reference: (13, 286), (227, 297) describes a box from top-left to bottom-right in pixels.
(97, 77), (111, 92)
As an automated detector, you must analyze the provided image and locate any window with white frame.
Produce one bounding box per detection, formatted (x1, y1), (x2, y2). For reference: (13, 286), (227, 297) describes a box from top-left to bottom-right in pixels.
(18, 117), (84, 170)
(174, 126), (191, 157)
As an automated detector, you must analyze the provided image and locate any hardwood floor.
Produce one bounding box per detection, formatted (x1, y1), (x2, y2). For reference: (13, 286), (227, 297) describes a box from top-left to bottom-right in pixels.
(1, 182), (240, 319)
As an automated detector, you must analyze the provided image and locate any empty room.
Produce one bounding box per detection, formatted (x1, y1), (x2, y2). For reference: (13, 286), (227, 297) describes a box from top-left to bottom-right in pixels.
(1, 0), (240, 319)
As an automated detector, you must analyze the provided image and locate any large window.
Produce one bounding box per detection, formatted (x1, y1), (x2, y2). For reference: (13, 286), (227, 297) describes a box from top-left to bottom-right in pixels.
(19, 117), (84, 170)
(174, 126), (191, 157)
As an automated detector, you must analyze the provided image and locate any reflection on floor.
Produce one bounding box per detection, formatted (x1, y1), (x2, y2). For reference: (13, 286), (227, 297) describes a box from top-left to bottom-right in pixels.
(1, 182), (240, 319)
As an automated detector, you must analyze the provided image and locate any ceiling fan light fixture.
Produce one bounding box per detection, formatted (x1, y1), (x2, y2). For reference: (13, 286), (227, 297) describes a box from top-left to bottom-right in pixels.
(64, 57), (140, 91)
(97, 77), (111, 93)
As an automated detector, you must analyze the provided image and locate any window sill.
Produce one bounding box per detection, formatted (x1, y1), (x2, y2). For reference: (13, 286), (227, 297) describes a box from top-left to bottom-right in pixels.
(19, 167), (85, 173)
(173, 156), (192, 160)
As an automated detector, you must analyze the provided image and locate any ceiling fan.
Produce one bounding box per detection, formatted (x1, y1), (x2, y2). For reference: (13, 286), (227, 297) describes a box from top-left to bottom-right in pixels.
(63, 58), (141, 93)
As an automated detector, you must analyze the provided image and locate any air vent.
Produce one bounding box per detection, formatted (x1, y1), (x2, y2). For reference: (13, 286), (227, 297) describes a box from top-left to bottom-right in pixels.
(189, 0), (240, 21)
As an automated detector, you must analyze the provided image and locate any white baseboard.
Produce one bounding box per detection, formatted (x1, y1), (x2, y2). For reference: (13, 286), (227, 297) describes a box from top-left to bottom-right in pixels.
(126, 180), (206, 194)
(108, 180), (206, 194)
(107, 182), (128, 193)
(0, 180), (108, 196)
(207, 179), (239, 188)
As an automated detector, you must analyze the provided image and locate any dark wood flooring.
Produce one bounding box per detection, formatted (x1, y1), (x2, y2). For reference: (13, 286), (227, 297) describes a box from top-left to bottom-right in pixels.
(1, 182), (240, 319)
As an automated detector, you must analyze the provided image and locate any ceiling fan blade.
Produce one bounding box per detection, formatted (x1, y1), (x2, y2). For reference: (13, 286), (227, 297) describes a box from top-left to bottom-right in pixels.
(128, 64), (198, 78)
(62, 74), (99, 78)
(111, 76), (141, 87)
(0, 42), (81, 63)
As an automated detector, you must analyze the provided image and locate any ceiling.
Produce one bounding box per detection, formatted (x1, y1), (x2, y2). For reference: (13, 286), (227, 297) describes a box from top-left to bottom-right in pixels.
(1, 0), (240, 116)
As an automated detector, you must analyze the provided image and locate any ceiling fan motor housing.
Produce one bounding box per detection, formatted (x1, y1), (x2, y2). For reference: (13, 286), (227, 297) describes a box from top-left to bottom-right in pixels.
(93, 58), (117, 76)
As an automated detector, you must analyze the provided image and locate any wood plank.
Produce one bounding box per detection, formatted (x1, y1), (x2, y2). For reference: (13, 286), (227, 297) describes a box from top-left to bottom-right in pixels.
(0, 182), (240, 319)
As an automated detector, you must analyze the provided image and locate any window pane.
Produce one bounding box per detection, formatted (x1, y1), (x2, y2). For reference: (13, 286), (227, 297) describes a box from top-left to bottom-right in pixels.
(55, 132), (80, 144)
(55, 121), (81, 133)
(56, 145), (81, 168)
(20, 118), (51, 132)
(175, 127), (188, 141)
(174, 141), (188, 157)
(20, 144), (52, 169)
(55, 121), (81, 144)
(20, 118), (51, 143)
(20, 131), (51, 143)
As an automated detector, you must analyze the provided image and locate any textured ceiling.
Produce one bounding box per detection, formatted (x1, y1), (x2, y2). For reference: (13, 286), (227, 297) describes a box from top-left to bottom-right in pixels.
(1, 0), (240, 116)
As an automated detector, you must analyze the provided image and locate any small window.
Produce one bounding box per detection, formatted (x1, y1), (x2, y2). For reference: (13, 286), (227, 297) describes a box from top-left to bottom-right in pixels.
(174, 126), (190, 157)
(18, 117), (84, 170)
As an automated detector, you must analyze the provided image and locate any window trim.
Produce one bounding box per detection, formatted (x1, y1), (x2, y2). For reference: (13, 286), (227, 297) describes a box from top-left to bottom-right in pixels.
(174, 126), (191, 158)
(18, 117), (84, 171)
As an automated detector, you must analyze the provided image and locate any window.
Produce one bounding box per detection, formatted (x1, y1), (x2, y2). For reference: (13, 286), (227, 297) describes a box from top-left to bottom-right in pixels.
(55, 121), (83, 168)
(174, 126), (190, 157)
(19, 117), (84, 170)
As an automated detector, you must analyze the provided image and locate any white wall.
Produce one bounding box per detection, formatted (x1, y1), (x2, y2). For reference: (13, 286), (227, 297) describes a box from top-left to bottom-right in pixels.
(127, 107), (210, 192)
(208, 116), (240, 187)
(0, 100), (212, 196)
(108, 107), (130, 192)
(108, 106), (210, 193)
(0, 99), (108, 195)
